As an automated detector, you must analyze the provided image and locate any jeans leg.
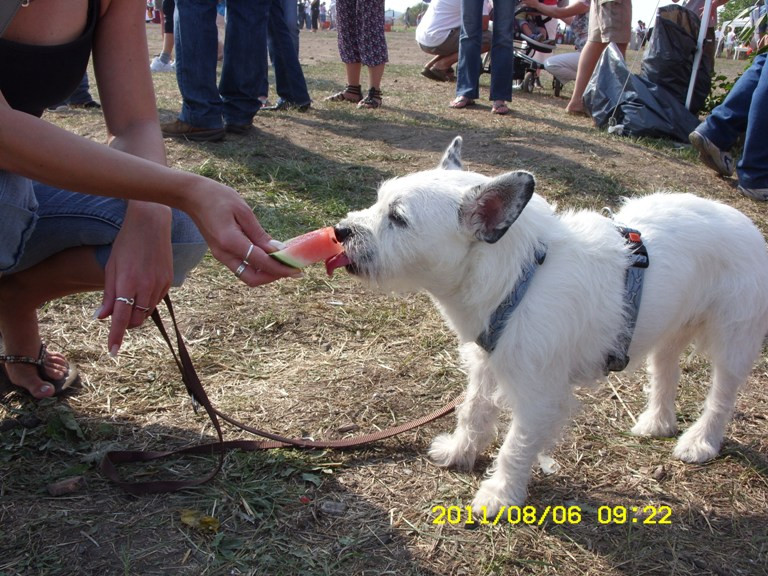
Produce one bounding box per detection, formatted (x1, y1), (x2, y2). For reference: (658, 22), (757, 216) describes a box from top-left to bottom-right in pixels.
(66, 73), (94, 105)
(0, 172), (38, 275)
(739, 54), (768, 188)
(697, 53), (763, 152)
(219, 0), (271, 126)
(13, 184), (206, 286)
(456, 0), (484, 100)
(270, 0), (310, 103)
(488, 0), (515, 102)
(175, 0), (223, 128)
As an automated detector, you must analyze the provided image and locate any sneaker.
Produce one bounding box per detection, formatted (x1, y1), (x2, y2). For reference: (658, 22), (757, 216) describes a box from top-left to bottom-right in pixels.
(46, 104), (69, 113)
(160, 119), (226, 142)
(689, 130), (734, 177)
(69, 100), (101, 109)
(737, 185), (768, 202)
(261, 98), (311, 112)
(150, 57), (175, 73)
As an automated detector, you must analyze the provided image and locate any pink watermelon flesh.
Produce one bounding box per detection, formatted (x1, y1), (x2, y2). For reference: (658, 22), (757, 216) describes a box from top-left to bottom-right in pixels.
(270, 227), (344, 271)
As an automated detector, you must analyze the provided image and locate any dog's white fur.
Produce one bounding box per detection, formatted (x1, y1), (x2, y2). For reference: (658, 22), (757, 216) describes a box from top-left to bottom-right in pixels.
(334, 137), (768, 513)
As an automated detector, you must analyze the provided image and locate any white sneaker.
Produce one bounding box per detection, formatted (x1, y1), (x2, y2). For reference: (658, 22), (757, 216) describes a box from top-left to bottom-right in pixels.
(150, 57), (175, 73)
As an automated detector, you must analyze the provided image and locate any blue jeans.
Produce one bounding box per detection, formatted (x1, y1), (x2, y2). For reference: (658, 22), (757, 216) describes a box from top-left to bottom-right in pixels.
(696, 53), (768, 189)
(263, 0), (310, 104)
(456, 0), (515, 102)
(0, 172), (206, 285)
(174, 0), (270, 128)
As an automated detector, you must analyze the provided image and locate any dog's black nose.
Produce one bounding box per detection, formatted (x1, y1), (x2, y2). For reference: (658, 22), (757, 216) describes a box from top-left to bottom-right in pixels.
(334, 225), (352, 243)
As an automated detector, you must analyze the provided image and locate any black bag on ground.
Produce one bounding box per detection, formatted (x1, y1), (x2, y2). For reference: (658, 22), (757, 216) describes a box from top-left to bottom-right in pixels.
(583, 43), (700, 142)
(641, 4), (712, 115)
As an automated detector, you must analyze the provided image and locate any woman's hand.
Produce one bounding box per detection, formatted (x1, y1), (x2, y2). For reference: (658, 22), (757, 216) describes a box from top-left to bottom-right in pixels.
(182, 180), (302, 287)
(96, 202), (174, 356)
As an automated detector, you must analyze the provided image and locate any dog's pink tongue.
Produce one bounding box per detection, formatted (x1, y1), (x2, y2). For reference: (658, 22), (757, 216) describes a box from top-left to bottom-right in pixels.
(325, 252), (350, 276)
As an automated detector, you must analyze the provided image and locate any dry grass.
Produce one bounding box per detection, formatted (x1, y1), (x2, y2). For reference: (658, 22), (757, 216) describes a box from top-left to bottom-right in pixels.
(1, 25), (767, 576)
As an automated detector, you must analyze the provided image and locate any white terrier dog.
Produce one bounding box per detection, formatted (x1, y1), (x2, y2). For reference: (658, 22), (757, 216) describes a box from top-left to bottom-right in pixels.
(329, 137), (768, 513)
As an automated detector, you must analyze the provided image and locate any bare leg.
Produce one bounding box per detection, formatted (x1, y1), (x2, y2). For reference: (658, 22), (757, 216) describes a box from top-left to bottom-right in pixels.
(366, 62), (385, 91)
(567, 41), (627, 114)
(0, 247), (104, 398)
(345, 62), (362, 87)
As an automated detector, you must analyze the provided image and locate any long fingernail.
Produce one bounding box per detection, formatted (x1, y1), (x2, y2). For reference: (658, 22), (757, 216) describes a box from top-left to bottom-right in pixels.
(93, 305), (106, 319)
(269, 239), (287, 250)
(290, 271), (304, 278)
(39, 384), (54, 397)
(109, 344), (120, 358)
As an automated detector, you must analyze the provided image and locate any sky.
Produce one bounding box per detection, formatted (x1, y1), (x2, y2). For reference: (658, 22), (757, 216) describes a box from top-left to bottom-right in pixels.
(384, 0), (679, 29)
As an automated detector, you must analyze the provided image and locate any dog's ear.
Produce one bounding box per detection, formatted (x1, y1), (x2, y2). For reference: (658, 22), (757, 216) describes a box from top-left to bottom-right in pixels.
(459, 171), (535, 243)
(438, 136), (463, 171)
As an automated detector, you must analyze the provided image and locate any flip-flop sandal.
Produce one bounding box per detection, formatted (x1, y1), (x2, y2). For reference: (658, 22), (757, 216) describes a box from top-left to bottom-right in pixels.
(450, 96), (475, 109)
(0, 343), (81, 399)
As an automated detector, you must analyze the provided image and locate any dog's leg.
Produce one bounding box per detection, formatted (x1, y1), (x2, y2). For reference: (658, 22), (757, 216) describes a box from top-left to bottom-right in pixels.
(672, 331), (760, 462)
(471, 393), (568, 514)
(631, 334), (690, 438)
(429, 357), (499, 471)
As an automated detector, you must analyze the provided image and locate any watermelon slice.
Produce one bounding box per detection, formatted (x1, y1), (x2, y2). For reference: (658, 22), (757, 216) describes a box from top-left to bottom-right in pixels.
(270, 227), (345, 273)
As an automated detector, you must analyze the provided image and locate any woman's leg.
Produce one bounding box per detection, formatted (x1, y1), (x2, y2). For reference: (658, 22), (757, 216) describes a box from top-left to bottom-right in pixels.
(0, 181), (206, 398)
(0, 247), (103, 398)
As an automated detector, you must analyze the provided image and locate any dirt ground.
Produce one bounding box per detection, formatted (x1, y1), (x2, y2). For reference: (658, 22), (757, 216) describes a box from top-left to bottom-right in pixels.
(1, 25), (766, 576)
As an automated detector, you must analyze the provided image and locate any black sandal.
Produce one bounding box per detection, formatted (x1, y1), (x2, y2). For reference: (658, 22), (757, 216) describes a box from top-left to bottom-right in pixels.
(324, 84), (362, 103)
(0, 342), (81, 398)
(357, 87), (382, 109)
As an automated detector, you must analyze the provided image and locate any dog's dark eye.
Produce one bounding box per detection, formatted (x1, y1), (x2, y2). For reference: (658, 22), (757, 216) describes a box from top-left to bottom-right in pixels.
(388, 209), (408, 228)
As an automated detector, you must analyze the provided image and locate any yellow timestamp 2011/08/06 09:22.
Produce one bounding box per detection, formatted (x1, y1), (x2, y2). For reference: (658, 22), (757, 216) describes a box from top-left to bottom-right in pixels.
(430, 504), (673, 527)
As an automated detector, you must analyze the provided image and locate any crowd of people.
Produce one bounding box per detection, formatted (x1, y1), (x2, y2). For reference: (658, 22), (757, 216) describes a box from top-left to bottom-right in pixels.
(0, 0), (764, 400)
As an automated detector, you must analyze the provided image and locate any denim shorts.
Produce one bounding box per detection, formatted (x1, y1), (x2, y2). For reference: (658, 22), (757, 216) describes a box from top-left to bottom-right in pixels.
(0, 170), (207, 285)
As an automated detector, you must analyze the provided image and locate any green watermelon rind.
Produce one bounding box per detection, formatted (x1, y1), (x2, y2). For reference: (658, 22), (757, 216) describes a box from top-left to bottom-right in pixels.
(269, 250), (305, 269)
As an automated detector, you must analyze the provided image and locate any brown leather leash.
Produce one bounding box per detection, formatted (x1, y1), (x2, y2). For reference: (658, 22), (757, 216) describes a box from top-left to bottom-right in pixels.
(101, 295), (464, 495)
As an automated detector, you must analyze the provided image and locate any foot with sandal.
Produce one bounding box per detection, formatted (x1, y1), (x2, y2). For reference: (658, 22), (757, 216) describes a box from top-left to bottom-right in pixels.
(325, 62), (386, 110)
(0, 273), (81, 399)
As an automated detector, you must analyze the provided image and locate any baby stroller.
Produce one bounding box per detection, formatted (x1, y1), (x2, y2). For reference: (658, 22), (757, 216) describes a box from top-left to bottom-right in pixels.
(481, 5), (556, 93)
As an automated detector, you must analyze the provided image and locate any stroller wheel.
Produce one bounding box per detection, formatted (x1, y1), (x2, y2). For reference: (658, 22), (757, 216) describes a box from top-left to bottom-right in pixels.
(553, 77), (563, 97)
(522, 71), (535, 94)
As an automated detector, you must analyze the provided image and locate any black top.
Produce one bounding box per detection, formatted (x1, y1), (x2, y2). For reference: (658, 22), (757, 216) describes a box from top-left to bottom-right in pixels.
(0, 0), (100, 117)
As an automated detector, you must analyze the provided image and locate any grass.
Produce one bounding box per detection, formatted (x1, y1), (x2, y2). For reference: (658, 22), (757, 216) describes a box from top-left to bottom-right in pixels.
(1, 26), (767, 576)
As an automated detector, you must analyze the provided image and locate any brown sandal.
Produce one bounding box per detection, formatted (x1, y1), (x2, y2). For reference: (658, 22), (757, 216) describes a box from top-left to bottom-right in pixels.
(357, 87), (382, 109)
(324, 84), (363, 103)
(0, 342), (81, 398)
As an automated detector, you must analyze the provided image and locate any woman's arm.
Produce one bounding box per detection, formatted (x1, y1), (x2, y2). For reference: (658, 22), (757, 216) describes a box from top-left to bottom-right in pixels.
(0, 0), (299, 353)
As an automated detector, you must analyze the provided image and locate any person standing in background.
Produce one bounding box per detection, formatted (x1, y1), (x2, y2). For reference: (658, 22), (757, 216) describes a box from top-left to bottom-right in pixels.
(565, 0), (631, 115)
(161, 0), (270, 141)
(150, 0), (176, 72)
(324, 0), (388, 109)
(450, 0), (516, 115)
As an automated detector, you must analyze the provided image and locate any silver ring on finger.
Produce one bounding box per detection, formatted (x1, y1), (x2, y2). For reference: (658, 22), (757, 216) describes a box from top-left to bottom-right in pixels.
(115, 296), (135, 306)
(134, 304), (152, 313)
(235, 261), (248, 278)
(243, 243), (255, 264)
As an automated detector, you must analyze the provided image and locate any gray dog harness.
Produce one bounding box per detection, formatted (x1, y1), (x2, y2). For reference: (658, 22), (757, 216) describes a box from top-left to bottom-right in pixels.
(475, 227), (649, 373)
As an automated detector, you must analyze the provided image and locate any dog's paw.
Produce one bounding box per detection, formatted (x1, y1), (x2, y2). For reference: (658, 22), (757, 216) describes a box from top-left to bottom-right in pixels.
(673, 426), (721, 463)
(631, 410), (678, 438)
(428, 433), (476, 471)
(471, 478), (525, 518)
